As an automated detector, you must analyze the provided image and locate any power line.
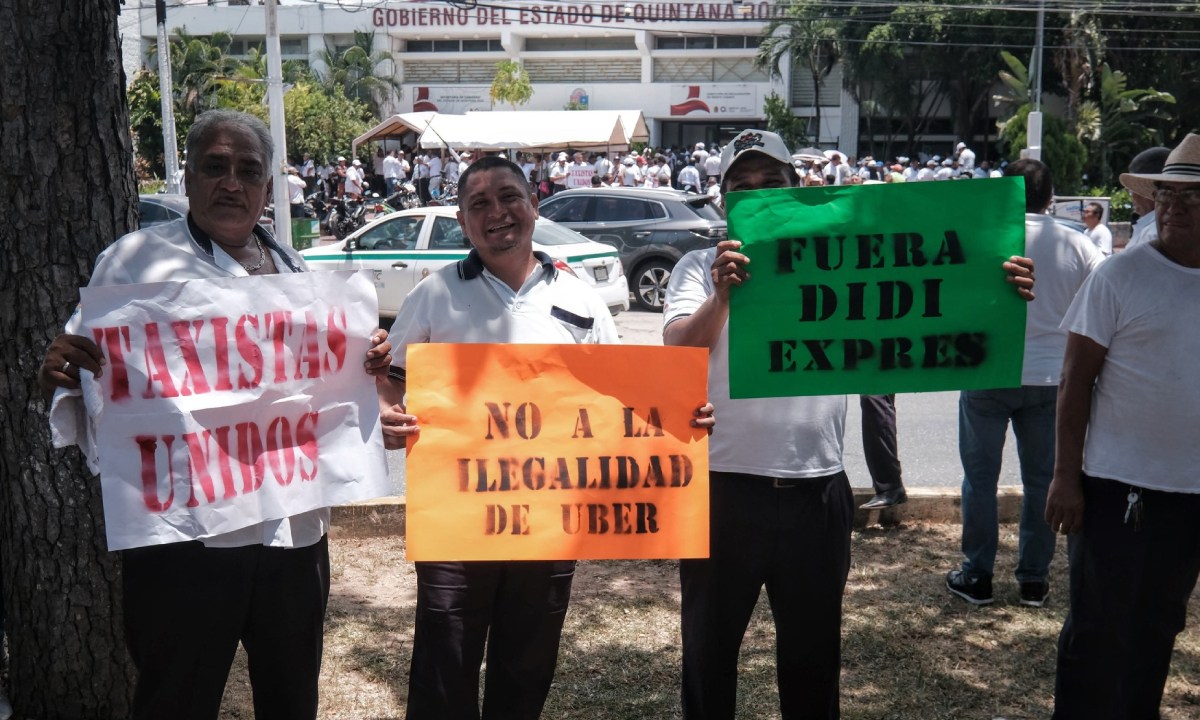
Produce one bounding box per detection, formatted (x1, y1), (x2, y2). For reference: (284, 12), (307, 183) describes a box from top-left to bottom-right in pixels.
(143, 0), (1200, 52)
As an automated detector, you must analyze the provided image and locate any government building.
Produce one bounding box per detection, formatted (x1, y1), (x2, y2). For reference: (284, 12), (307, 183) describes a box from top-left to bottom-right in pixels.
(126, 0), (864, 154)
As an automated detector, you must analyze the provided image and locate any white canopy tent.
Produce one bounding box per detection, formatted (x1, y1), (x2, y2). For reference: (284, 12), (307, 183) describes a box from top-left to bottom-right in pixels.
(350, 111), (438, 155)
(419, 110), (649, 153)
(351, 109), (651, 158)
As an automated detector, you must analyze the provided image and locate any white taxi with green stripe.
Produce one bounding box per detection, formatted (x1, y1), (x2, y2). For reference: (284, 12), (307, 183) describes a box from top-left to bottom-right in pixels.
(300, 205), (629, 318)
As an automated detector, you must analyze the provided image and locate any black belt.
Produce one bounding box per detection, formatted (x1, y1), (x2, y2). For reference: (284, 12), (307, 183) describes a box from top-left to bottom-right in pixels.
(771, 477), (812, 489)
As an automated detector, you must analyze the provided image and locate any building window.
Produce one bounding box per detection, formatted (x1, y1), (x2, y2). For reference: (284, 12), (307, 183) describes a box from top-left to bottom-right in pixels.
(523, 58), (640, 83)
(403, 60), (498, 83)
(716, 35), (764, 49)
(403, 38), (502, 53)
(653, 57), (767, 82)
(655, 35), (761, 50)
(279, 38), (307, 56)
(524, 36), (637, 52)
(224, 36), (307, 61)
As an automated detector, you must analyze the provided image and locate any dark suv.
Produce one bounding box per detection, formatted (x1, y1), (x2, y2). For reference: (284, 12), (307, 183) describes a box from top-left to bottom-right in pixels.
(538, 187), (726, 310)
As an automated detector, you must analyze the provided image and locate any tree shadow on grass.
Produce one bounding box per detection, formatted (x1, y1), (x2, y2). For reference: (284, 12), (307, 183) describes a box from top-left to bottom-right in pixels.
(218, 527), (1200, 719)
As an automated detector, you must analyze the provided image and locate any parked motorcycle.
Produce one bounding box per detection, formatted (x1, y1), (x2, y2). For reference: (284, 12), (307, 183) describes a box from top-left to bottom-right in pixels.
(328, 189), (386, 240)
(426, 180), (458, 207)
(385, 181), (422, 210)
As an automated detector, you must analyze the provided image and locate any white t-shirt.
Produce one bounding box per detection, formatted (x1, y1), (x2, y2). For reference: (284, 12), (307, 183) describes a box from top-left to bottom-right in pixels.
(1127, 210), (1157, 249)
(826, 163), (851, 185)
(287, 174), (306, 204)
(382, 155), (401, 180)
(664, 247), (846, 478)
(654, 163), (671, 188)
(345, 166), (364, 196)
(704, 154), (722, 178)
(549, 161), (570, 186)
(1085, 223), (1113, 256)
(620, 164), (641, 187)
(677, 165), (700, 190)
(1021, 214), (1103, 385)
(1061, 244), (1200, 493)
(957, 148), (976, 172)
(427, 156), (443, 179)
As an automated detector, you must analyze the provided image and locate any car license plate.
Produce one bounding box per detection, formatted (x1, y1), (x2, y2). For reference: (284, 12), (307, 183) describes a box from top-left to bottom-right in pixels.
(594, 266), (609, 282)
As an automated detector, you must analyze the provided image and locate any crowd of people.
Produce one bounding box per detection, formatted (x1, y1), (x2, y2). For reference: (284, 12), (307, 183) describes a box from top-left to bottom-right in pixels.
(32, 108), (1199, 720)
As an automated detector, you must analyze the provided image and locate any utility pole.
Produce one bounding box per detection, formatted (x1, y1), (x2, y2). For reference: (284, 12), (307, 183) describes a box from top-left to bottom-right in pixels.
(265, 0), (292, 247)
(1027, 0), (1045, 161)
(155, 0), (181, 193)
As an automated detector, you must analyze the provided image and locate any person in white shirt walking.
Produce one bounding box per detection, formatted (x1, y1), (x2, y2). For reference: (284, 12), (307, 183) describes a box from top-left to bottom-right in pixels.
(1081, 202), (1113, 256)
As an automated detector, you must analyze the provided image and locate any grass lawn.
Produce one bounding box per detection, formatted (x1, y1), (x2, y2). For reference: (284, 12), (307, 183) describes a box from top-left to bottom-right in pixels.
(217, 523), (1200, 719)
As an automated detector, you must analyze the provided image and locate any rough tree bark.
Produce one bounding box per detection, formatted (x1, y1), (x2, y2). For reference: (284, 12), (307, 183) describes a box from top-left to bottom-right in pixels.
(0, 1), (137, 716)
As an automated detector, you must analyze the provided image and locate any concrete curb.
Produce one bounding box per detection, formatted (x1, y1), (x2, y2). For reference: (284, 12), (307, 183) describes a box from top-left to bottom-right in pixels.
(330, 487), (1030, 538)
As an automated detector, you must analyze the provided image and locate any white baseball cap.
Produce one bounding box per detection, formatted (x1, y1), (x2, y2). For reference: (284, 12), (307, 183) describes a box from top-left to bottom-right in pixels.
(557, 152), (568, 161)
(719, 129), (792, 178)
(337, 156), (346, 162)
(352, 159), (361, 166)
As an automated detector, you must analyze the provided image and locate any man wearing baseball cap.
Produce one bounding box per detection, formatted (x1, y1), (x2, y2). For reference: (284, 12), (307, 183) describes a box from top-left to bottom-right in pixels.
(664, 128), (1037, 720)
(1046, 133), (1200, 720)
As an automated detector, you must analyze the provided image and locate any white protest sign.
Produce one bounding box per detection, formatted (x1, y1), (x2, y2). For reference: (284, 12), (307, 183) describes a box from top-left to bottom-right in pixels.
(79, 270), (390, 550)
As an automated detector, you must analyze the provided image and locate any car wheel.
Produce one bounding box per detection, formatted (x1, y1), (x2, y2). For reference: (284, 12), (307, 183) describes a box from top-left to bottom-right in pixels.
(632, 259), (672, 311)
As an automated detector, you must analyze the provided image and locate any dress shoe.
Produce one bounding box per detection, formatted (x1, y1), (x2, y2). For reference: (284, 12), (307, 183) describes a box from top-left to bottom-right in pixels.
(859, 488), (908, 510)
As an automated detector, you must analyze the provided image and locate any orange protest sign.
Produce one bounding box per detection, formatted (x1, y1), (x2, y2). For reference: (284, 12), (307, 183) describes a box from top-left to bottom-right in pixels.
(404, 343), (710, 561)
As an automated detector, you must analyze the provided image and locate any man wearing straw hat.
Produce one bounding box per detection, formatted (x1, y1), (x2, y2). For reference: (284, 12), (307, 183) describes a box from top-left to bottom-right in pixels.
(1046, 133), (1200, 720)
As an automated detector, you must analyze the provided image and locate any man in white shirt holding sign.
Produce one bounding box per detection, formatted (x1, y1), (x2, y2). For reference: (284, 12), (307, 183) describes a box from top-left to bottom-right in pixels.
(37, 110), (392, 720)
(664, 128), (1037, 720)
(379, 156), (714, 720)
(566, 150), (595, 190)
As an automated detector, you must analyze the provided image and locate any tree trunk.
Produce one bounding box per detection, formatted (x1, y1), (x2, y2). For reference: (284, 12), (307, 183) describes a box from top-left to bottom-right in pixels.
(0, 1), (137, 716)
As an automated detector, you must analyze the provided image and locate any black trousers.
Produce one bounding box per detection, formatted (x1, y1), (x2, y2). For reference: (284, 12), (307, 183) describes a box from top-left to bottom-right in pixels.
(860, 394), (904, 494)
(1053, 474), (1200, 720)
(406, 560), (576, 720)
(680, 471), (854, 720)
(122, 536), (330, 720)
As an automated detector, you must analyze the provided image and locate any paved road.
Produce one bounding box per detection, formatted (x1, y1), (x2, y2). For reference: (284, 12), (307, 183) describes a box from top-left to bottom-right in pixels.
(612, 309), (1023, 490)
(385, 308), (1023, 494)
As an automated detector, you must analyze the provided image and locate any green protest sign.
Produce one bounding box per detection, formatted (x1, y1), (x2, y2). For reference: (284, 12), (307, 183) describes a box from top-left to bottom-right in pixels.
(725, 178), (1027, 398)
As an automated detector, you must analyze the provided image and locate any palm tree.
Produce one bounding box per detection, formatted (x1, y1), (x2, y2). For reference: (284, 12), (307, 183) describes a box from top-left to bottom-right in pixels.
(313, 30), (401, 118)
(1086, 64), (1175, 187)
(754, 0), (841, 145)
(147, 29), (240, 118)
(993, 50), (1034, 135)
